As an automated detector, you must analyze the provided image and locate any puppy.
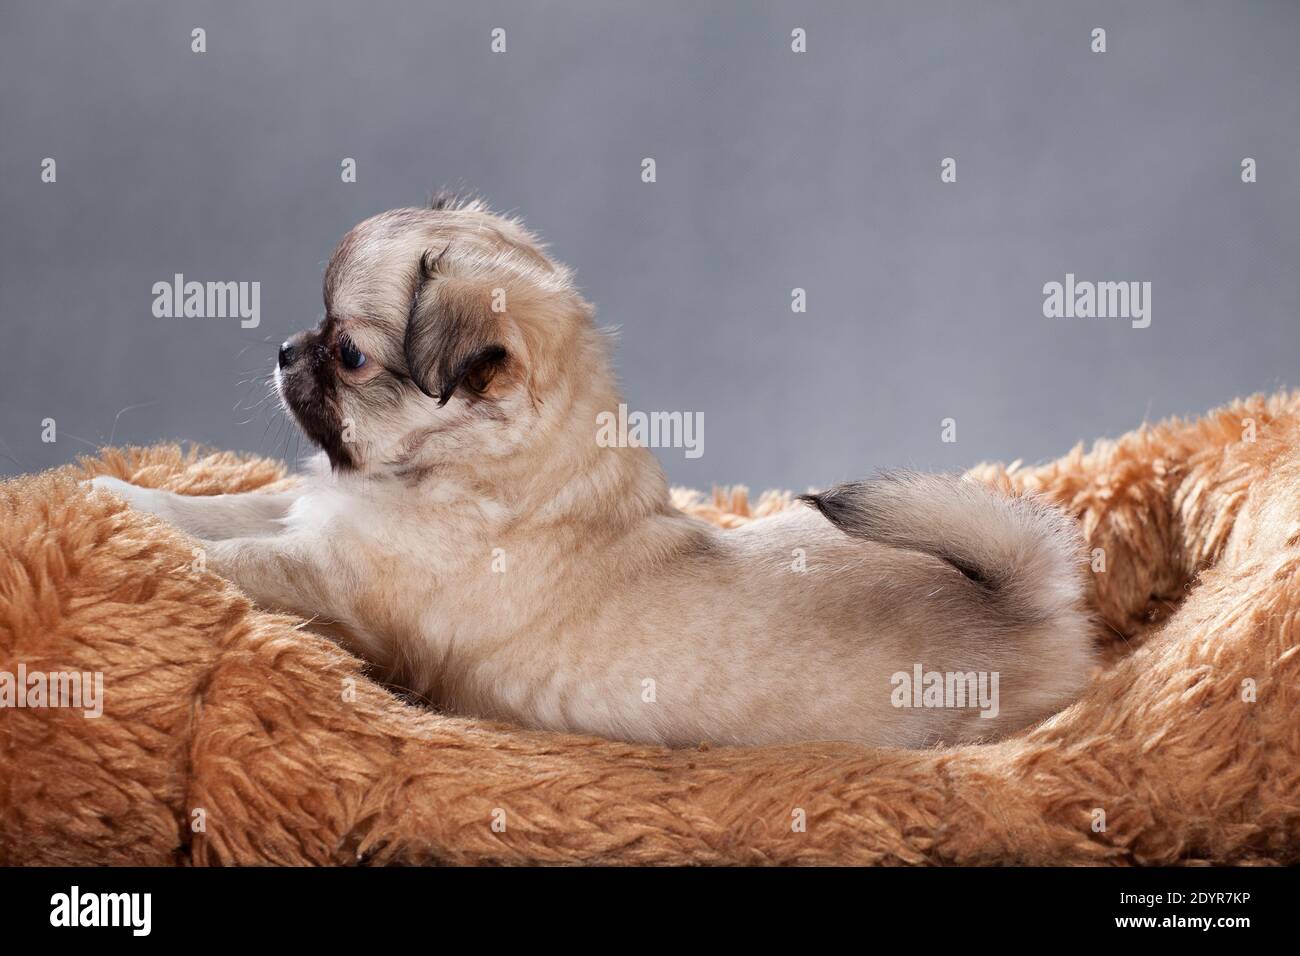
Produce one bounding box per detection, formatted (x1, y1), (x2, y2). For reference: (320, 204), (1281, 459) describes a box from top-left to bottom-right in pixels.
(92, 196), (1095, 748)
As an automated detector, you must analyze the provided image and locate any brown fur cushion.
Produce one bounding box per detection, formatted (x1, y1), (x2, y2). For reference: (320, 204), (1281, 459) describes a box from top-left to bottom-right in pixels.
(2, 393), (1298, 865)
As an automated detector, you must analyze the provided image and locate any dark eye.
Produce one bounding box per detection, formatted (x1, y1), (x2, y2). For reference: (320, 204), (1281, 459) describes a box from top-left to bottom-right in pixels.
(338, 336), (366, 370)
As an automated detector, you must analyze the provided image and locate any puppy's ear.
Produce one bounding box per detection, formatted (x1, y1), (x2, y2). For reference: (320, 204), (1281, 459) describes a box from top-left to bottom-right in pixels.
(404, 251), (510, 406)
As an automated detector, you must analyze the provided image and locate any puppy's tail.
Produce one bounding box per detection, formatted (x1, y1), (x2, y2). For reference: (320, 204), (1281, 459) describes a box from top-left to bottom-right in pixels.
(800, 472), (1086, 627)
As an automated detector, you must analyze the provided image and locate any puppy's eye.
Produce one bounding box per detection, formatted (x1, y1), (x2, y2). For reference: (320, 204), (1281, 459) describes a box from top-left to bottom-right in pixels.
(338, 336), (366, 370)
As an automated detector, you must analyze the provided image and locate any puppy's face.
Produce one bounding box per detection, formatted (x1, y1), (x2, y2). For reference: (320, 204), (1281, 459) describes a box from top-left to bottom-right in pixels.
(276, 199), (588, 476)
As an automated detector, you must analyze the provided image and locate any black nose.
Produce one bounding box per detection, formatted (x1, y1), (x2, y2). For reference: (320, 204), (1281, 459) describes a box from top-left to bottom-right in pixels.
(278, 341), (299, 369)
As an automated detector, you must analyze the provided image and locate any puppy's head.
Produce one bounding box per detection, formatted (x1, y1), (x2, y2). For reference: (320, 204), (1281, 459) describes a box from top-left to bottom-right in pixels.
(276, 196), (592, 476)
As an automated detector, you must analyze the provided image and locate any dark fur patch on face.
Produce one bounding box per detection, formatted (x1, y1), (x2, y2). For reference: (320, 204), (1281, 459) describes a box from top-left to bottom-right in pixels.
(280, 327), (355, 470)
(404, 259), (509, 405)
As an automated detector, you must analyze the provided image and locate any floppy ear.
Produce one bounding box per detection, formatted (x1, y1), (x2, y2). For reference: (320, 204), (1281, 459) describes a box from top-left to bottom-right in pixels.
(404, 255), (510, 406)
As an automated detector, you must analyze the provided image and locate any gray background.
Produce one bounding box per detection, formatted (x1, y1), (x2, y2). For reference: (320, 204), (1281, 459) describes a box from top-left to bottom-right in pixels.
(3, 1), (1298, 491)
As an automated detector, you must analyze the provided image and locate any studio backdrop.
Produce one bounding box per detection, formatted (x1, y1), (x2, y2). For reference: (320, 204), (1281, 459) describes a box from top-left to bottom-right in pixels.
(3, 0), (1298, 489)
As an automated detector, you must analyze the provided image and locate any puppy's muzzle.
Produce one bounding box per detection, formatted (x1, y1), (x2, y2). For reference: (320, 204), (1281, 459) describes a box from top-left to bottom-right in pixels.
(279, 332), (331, 372)
(278, 340), (300, 369)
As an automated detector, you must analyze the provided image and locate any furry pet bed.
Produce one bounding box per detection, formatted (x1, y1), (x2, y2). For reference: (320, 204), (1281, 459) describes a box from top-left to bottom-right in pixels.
(1, 393), (1298, 866)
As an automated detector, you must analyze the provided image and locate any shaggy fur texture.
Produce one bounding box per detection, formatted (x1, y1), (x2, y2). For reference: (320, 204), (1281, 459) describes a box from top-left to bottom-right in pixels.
(1, 392), (1298, 865)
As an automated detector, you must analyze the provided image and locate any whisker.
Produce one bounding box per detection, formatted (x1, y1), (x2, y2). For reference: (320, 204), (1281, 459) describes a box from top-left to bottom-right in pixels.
(108, 400), (161, 447)
(0, 436), (27, 470)
(62, 432), (105, 451)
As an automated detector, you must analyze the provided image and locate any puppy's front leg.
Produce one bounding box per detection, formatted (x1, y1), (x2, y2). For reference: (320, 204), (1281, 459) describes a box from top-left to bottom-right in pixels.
(88, 476), (299, 540)
(196, 535), (333, 620)
(89, 479), (334, 620)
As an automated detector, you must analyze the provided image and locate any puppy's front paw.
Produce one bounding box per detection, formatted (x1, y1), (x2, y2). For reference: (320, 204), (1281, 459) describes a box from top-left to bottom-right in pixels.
(84, 475), (165, 514)
(85, 475), (132, 496)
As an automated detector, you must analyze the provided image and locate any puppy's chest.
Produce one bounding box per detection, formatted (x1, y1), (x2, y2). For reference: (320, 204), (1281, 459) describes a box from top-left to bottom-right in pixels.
(334, 517), (567, 635)
(336, 533), (591, 712)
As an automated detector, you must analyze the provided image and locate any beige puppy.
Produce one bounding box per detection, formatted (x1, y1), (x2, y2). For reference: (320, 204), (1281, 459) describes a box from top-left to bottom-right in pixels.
(92, 196), (1095, 748)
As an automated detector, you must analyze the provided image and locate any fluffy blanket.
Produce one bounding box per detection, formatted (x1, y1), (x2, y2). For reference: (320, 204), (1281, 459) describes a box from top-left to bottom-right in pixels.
(1, 393), (1298, 865)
